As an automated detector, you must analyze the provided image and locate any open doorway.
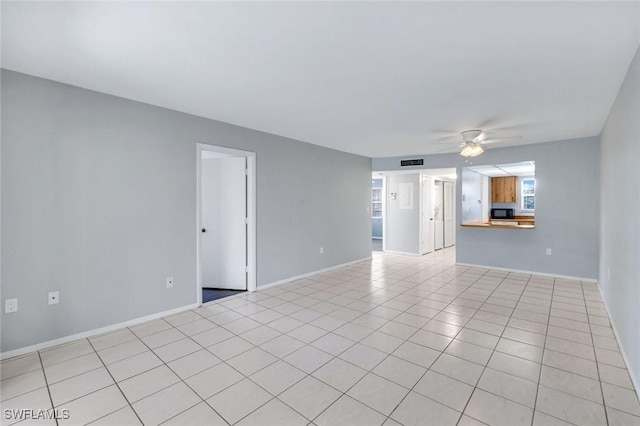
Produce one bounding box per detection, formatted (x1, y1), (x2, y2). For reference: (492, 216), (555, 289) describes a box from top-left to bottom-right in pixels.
(197, 144), (256, 305)
(371, 175), (384, 252)
(373, 168), (456, 255)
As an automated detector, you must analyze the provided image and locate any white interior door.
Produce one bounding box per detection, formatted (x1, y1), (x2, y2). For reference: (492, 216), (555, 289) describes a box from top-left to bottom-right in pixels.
(201, 156), (247, 290)
(421, 175), (434, 254)
(444, 181), (455, 247)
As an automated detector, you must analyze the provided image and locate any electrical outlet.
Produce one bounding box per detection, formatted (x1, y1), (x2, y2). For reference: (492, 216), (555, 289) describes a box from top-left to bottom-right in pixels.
(48, 291), (59, 305)
(546, 248), (552, 256)
(319, 247), (324, 254)
(166, 276), (174, 288)
(5, 298), (18, 313)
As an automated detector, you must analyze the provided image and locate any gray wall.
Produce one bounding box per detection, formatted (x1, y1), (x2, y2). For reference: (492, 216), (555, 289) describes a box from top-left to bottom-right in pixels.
(599, 45), (640, 389)
(373, 137), (600, 279)
(384, 173), (420, 254)
(1, 70), (371, 352)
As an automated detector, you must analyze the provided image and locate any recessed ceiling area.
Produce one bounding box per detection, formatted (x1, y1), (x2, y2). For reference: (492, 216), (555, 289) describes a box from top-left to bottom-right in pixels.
(468, 161), (535, 177)
(374, 168), (457, 181)
(2, 2), (639, 158)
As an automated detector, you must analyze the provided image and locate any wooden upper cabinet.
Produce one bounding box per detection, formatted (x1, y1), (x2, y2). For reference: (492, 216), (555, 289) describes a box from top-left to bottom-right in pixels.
(491, 176), (517, 203)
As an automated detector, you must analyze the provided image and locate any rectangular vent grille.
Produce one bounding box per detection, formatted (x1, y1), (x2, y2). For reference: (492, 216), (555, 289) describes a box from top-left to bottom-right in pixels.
(400, 159), (424, 167)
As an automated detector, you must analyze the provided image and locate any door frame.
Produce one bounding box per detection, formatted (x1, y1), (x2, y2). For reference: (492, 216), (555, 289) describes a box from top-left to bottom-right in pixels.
(196, 143), (257, 306)
(419, 174), (435, 255)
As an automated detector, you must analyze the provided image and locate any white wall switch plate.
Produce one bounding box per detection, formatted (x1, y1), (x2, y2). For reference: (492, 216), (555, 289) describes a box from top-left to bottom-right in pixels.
(546, 248), (552, 256)
(166, 276), (174, 288)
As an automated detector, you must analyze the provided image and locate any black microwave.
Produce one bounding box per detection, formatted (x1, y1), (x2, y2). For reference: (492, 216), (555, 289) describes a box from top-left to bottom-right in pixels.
(491, 208), (515, 219)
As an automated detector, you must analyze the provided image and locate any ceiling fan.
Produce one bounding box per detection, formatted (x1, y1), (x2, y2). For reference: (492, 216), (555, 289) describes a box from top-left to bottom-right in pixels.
(460, 130), (491, 157)
(434, 129), (521, 157)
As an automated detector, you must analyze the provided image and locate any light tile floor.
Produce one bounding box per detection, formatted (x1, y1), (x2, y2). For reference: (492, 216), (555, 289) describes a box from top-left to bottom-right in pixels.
(2, 248), (640, 425)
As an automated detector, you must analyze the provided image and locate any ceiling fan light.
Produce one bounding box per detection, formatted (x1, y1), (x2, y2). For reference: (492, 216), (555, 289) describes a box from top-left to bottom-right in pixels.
(460, 142), (485, 157)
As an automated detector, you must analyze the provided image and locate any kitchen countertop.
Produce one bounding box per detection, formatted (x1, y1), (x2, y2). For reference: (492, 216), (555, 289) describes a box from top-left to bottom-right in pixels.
(461, 221), (535, 229)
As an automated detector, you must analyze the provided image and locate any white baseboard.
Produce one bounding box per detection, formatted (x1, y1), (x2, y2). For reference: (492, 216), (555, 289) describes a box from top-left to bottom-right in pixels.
(455, 262), (598, 283)
(598, 288), (640, 397)
(258, 257), (372, 290)
(1, 257), (373, 360)
(1, 303), (198, 361)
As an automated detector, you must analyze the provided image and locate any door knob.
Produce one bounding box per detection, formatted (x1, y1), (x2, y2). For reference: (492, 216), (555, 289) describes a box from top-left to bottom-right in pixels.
(201, 228), (206, 233)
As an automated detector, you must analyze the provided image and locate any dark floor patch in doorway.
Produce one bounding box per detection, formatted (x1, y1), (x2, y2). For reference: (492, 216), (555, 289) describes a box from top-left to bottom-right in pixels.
(372, 238), (383, 252)
(203, 288), (245, 303)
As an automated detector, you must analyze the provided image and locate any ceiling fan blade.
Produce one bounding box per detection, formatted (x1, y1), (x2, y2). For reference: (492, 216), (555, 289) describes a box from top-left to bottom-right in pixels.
(475, 117), (502, 129)
(429, 128), (459, 135)
(473, 132), (495, 143)
(430, 135), (459, 144)
(479, 136), (523, 145)
(432, 145), (461, 154)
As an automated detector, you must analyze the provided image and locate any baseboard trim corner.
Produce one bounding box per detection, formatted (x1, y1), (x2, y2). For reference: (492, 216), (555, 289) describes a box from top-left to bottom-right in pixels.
(597, 288), (640, 397)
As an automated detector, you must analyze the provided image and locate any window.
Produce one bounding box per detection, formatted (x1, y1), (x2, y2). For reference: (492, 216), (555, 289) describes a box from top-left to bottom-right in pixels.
(372, 187), (382, 218)
(521, 178), (535, 211)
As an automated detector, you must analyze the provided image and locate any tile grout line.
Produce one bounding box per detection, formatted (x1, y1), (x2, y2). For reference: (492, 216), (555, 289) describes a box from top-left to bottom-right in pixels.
(211, 263), (406, 424)
(138, 315), (256, 424)
(326, 272), (462, 423)
(154, 276), (381, 424)
(53, 316), (215, 424)
(582, 281), (610, 426)
(320, 265), (512, 424)
(85, 338), (146, 426)
(153, 305), (373, 425)
(147, 313), (277, 426)
(36, 350), (59, 426)
(529, 275), (555, 426)
(259, 256), (461, 424)
(394, 266), (494, 426)
(454, 270), (531, 425)
(535, 280), (623, 424)
(299, 262), (461, 424)
(126, 317), (235, 425)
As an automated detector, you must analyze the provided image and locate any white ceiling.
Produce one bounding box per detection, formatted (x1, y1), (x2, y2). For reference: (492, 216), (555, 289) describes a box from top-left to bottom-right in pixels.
(2, 2), (639, 158)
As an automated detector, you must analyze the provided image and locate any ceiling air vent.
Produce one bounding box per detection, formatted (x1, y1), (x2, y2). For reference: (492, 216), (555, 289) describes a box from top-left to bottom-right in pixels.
(400, 159), (424, 167)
